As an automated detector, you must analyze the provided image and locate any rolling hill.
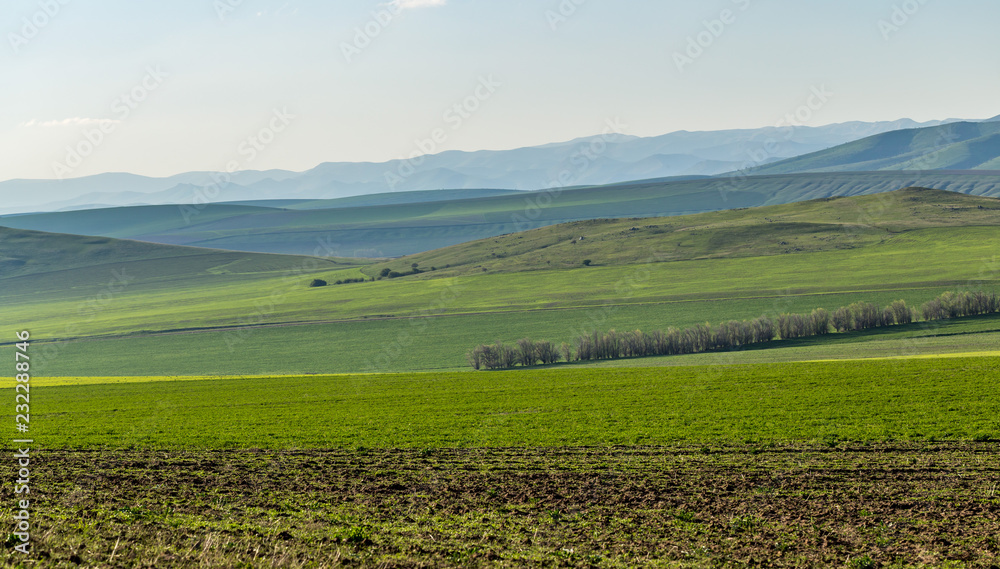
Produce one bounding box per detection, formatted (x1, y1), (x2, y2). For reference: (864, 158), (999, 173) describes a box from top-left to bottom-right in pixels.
(0, 225), (370, 304)
(750, 120), (1000, 175)
(4, 171), (1000, 257)
(3, 187), (1000, 377)
(367, 187), (1000, 277)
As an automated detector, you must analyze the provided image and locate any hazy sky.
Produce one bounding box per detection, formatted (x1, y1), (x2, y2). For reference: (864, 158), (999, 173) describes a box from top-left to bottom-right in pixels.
(2, 0), (998, 181)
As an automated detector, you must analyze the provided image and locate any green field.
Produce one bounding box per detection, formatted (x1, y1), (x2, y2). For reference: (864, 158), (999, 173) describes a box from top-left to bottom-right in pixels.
(4, 188), (1000, 376)
(4, 188), (1000, 567)
(10, 357), (999, 449)
(5, 356), (1000, 567)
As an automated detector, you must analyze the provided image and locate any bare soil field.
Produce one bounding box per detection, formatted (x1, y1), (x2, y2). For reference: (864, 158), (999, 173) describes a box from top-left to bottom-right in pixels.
(4, 443), (999, 567)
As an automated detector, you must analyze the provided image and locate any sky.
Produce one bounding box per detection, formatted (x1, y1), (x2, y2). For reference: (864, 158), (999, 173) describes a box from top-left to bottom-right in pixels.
(2, 0), (998, 182)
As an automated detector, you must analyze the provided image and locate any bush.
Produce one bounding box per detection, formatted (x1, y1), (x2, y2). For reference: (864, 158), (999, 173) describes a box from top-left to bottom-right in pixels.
(308, 279), (327, 287)
(582, 259), (592, 266)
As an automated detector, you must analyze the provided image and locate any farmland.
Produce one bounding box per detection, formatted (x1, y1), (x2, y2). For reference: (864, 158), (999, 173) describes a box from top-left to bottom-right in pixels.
(15, 357), (1000, 448)
(3, 358), (1000, 566)
(5, 219), (1000, 375)
(3, 444), (997, 568)
(2, 188), (1000, 377)
(3, 188), (1000, 566)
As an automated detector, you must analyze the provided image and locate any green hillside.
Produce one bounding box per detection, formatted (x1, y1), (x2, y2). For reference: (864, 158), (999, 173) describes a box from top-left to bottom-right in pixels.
(367, 187), (1000, 277)
(751, 121), (1000, 174)
(3, 172), (1000, 257)
(3, 188), (1000, 376)
(0, 225), (371, 310)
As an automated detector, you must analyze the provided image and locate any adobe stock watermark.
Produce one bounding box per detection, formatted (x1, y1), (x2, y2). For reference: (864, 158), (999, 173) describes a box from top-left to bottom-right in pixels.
(511, 117), (629, 232)
(383, 75), (501, 190)
(879, 0), (930, 41)
(718, 84), (834, 200)
(214, 0), (245, 21)
(837, 124), (959, 244)
(566, 249), (668, 341)
(546, 0), (588, 31)
(363, 279), (467, 373)
(223, 236), (343, 352)
(673, 0), (753, 73)
(180, 107), (295, 224)
(32, 268), (135, 375)
(340, 4), (404, 64)
(51, 65), (169, 179)
(8, 0), (71, 54)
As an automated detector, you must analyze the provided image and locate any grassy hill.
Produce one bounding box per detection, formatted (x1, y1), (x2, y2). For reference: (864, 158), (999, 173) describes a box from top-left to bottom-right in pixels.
(3, 187), (1000, 376)
(751, 121), (1000, 174)
(0, 225), (371, 314)
(365, 187), (1000, 277)
(3, 172), (1000, 257)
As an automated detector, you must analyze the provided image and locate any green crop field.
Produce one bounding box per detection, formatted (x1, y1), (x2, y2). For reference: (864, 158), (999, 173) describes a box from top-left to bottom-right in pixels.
(8, 357), (999, 449)
(4, 358), (1000, 566)
(5, 188), (1000, 567)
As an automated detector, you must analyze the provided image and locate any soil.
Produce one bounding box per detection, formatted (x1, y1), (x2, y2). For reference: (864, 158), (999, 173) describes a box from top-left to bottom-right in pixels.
(3, 443), (998, 567)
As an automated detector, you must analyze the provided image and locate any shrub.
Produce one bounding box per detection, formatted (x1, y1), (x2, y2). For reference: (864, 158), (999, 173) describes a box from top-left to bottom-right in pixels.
(308, 279), (327, 287)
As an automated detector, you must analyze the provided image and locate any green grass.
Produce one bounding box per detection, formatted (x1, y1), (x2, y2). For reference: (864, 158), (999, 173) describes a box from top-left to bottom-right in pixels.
(6, 223), (1000, 342)
(9, 356), (999, 449)
(11, 297), (1000, 377)
(4, 188), (1000, 376)
(4, 172), (1000, 257)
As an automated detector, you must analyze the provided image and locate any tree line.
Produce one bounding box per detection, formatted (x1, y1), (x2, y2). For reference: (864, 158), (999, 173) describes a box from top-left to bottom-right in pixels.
(466, 290), (1000, 370)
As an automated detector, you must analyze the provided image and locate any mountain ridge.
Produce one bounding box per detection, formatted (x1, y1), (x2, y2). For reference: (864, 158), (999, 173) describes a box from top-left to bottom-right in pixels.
(0, 117), (977, 215)
(748, 121), (1000, 175)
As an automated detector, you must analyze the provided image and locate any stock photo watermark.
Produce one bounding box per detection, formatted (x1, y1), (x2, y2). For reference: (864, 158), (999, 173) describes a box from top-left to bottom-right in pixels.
(511, 117), (629, 231)
(384, 75), (501, 190)
(214, 0), (245, 21)
(879, 0), (930, 41)
(50, 65), (169, 179)
(7, 0), (71, 54)
(32, 269), (135, 375)
(179, 106), (295, 224)
(222, 236), (341, 352)
(363, 280), (466, 373)
(545, 0), (588, 31)
(717, 84), (834, 201)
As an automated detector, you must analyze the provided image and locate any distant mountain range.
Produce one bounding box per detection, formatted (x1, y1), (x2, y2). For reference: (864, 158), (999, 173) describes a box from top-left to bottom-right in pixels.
(749, 118), (1000, 175)
(0, 118), (975, 215)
